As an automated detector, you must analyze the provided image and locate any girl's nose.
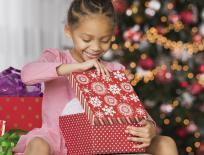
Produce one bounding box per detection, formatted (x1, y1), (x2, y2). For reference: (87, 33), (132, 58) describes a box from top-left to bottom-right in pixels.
(90, 41), (101, 51)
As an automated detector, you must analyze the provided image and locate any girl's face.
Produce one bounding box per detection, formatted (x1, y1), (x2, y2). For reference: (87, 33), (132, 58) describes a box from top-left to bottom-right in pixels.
(65, 14), (114, 62)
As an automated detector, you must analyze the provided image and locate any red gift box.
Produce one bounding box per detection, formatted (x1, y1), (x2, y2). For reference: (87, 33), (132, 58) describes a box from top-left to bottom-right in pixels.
(59, 70), (150, 154)
(0, 120), (6, 136)
(0, 97), (42, 131)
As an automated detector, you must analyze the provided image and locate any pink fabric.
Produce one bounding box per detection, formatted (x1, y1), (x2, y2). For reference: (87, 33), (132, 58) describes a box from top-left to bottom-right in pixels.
(13, 48), (125, 155)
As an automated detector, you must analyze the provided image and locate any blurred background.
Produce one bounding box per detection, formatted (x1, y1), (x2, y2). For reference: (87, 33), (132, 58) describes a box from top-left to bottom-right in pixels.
(0, 0), (72, 70)
(1, 0), (204, 155)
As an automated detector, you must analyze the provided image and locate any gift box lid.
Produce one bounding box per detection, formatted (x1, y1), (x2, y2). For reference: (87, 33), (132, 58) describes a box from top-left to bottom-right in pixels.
(68, 69), (148, 126)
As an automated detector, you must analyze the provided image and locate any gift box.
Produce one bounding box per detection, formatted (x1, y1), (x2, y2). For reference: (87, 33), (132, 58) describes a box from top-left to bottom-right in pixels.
(0, 67), (43, 132)
(0, 120), (6, 136)
(0, 97), (42, 132)
(59, 69), (150, 155)
(0, 129), (27, 155)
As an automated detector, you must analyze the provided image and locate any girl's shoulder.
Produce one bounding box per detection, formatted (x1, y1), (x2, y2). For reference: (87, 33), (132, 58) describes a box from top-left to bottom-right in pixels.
(41, 48), (72, 63)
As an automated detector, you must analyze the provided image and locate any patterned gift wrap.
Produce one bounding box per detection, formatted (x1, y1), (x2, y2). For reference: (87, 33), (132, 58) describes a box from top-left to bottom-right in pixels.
(68, 69), (148, 125)
(59, 69), (151, 154)
(0, 120), (6, 136)
(0, 97), (42, 131)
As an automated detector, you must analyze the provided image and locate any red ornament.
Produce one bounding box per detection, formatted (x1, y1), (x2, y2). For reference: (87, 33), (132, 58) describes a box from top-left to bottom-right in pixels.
(180, 10), (193, 24)
(112, 0), (128, 14)
(123, 30), (134, 40)
(179, 81), (189, 88)
(190, 82), (203, 95)
(175, 127), (188, 138)
(156, 26), (166, 34)
(168, 14), (180, 23)
(198, 65), (204, 73)
(132, 32), (142, 42)
(194, 34), (202, 43)
(155, 68), (173, 84)
(138, 57), (154, 70)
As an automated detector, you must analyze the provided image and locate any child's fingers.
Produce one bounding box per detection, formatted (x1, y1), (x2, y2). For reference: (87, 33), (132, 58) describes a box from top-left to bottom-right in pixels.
(125, 129), (147, 138)
(126, 126), (148, 134)
(101, 64), (110, 77)
(127, 137), (146, 143)
(132, 143), (150, 149)
(97, 62), (106, 78)
(93, 61), (101, 75)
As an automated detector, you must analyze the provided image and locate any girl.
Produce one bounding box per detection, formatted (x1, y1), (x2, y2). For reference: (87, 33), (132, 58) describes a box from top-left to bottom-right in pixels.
(14, 0), (179, 155)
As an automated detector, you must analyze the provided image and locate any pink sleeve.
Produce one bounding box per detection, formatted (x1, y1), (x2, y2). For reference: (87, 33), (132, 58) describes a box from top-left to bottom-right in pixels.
(21, 48), (63, 85)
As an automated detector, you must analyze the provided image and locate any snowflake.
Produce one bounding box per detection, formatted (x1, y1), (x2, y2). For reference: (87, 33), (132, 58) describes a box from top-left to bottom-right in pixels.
(122, 95), (128, 101)
(103, 76), (111, 82)
(102, 106), (116, 116)
(113, 71), (126, 81)
(130, 94), (140, 102)
(83, 88), (90, 93)
(91, 73), (97, 78)
(89, 97), (102, 107)
(136, 108), (145, 115)
(95, 111), (104, 118)
(108, 84), (121, 94)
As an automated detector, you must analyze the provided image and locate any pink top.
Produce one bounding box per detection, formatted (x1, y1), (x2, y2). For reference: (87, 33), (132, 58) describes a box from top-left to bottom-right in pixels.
(13, 48), (125, 155)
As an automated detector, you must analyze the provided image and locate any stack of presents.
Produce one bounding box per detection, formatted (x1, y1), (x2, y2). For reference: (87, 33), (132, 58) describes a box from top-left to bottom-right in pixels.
(0, 67), (153, 155)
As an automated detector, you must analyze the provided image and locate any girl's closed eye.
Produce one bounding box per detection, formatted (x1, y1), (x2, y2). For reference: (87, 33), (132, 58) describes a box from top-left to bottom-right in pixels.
(82, 39), (91, 43)
(100, 37), (111, 43)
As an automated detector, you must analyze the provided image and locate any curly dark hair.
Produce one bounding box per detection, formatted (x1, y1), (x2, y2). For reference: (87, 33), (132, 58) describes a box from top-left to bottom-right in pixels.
(67, 0), (117, 28)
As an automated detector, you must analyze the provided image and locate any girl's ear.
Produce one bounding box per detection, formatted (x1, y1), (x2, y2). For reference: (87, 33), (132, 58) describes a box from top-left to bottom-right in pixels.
(64, 24), (72, 38)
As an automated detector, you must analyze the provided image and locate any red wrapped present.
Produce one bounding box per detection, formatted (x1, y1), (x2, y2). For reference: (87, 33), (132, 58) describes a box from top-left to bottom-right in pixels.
(0, 97), (42, 132)
(0, 120), (6, 136)
(59, 69), (151, 154)
(0, 67), (43, 132)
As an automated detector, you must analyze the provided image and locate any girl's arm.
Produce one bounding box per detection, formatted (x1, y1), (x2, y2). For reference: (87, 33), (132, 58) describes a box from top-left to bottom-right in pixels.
(21, 49), (109, 85)
(21, 48), (79, 85)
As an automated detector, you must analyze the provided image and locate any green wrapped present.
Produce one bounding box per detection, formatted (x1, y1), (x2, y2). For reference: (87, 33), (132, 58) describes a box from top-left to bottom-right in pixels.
(0, 129), (27, 155)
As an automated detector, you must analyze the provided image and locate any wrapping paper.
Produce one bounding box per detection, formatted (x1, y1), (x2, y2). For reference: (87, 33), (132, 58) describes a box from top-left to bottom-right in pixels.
(59, 69), (150, 154)
(0, 67), (42, 96)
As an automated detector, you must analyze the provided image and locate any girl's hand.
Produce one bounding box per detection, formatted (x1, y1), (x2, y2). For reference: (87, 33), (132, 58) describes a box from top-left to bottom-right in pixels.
(125, 120), (157, 149)
(79, 59), (110, 78)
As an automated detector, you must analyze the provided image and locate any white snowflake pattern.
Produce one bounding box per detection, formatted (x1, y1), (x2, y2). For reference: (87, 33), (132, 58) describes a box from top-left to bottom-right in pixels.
(102, 76), (111, 82)
(83, 88), (90, 93)
(91, 73), (97, 78)
(95, 111), (104, 118)
(108, 84), (121, 94)
(113, 71), (126, 81)
(130, 94), (140, 102)
(136, 108), (146, 115)
(122, 95), (128, 101)
(89, 97), (102, 107)
(102, 106), (116, 116)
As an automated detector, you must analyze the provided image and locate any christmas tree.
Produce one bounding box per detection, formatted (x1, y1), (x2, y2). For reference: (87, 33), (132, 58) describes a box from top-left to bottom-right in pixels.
(109, 0), (204, 154)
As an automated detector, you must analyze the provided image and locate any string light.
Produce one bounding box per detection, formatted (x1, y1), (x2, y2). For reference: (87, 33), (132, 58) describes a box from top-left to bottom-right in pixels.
(183, 119), (190, 125)
(194, 142), (200, 148)
(186, 146), (192, 153)
(175, 116), (182, 123)
(145, 27), (204, 54)
(164, 118), (170, 125)
(112, 43), (119, 50)
(194, 132), (200, 138)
